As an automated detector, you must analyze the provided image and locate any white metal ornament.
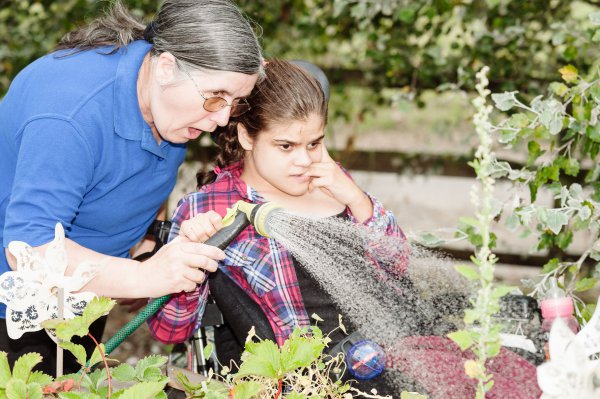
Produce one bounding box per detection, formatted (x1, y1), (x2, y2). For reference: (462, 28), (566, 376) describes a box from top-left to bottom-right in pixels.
(0, 223), (102, 341)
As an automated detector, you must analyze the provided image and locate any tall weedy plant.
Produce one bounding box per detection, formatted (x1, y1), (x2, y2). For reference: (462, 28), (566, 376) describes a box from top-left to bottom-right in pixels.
(448, 66), (516, 399)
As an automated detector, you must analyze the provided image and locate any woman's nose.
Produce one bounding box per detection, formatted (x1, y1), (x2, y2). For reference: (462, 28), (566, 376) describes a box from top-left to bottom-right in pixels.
(210, 107), (231, 127)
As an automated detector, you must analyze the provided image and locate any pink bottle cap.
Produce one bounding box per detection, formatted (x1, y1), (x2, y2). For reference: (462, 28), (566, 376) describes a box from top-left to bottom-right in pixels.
(541, 297), (574, 319)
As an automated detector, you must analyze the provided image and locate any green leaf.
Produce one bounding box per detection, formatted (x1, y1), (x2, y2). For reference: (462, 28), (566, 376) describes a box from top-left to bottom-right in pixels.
(230, 381), (263, 399)
(559, 65), (578, 83)
(27, 371), (53, 386)
(26, 383), (42, 399)
(491, 285), (516, 300)
(82, 297), (116, 325)
(549, 82), (569, 97)
(87, 368), (108, 393)
(564, 158), (580, 176)
(575, 277), (597, 292)
(135, 355), (167, 380)
(43, 317), (89, 343)
(111, 363), (136, 382)
(203, 343), (214, 361)
(510, 113), (530, 129)
(542, 258), (560, 274)
(155, 392), (168, 399)
(237, 340), (281, 379)
(454, 264), (480, 281)
(0, 352), (11, 388)
(87, 344), (105, 368)
(119, 381), (167, 399)
(12, 352), (42, 382)
(44, 297), (116, 342)
(415, 232), (445, 247)
(338, 314), (347, 335)
(311, 313), (323, 322)
(491, 91), (518, 111)
(464, 308), (479, 324)
(58, 392), (87, 399)
(544, 209), (569, 234)
(60, 342), (88, 367)
(578, 303), (596, 323)
(5, 380), (27, 399)
(556, 230), (573, 250)
(141, 367), (164, 382)
(280, 332), (324, 373)
(448, 330), (473, 351)
(486, 342), (501, 357)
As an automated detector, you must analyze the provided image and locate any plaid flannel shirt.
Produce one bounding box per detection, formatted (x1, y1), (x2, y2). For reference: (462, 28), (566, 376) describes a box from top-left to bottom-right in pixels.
(147, 161), (407, 346)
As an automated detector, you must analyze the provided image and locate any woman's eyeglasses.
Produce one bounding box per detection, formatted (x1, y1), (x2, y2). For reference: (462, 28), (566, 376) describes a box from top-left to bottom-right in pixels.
(183, 68), (251, 117)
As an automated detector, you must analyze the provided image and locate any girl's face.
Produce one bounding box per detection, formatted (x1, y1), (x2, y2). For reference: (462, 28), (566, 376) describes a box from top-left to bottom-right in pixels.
(145, 54), (257, 144)
(240, 114), (325, 197)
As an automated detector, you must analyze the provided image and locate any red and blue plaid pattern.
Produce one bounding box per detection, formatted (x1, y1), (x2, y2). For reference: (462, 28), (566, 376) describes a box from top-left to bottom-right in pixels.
(147, 161), (407, 345)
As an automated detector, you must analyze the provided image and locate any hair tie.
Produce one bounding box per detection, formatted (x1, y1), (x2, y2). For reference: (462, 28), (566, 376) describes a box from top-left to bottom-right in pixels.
(143, 21), (157, 44)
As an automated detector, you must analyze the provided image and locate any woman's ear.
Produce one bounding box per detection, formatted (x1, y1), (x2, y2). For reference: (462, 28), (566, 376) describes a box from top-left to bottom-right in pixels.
(154, 52), (177, 85)
(237, 124), (254, 151)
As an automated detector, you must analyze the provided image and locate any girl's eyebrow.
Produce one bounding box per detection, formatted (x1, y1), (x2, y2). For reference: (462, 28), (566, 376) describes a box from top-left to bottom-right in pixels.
(273, 135), (325, 145)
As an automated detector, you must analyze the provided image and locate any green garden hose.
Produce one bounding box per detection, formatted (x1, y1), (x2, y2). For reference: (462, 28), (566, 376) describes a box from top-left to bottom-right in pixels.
(103, 203), (281, 355)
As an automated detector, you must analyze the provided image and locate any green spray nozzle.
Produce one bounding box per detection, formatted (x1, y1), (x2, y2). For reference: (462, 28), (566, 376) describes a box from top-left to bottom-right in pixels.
(216, 201), (282, 243)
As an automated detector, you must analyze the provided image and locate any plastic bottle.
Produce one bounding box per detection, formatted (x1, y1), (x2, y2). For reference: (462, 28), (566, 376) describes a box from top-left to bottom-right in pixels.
(540, 277), (579, 359)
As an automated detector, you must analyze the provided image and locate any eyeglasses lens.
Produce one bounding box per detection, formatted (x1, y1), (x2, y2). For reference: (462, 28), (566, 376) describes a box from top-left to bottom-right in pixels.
(203, 97), (250, 117)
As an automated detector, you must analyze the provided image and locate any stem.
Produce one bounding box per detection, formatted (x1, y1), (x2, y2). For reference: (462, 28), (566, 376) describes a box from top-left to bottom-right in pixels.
(471, 66), (501, 398)
(87, 332), (111, 398)
(274, 378), (283, 399)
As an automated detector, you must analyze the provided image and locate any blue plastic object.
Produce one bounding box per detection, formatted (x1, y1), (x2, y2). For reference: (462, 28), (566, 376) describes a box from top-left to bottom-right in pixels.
(346, 340), (386, 380)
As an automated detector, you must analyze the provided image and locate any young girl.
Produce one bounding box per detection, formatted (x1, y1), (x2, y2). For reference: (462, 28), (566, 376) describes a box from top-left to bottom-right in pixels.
(147, 59), (405, 379)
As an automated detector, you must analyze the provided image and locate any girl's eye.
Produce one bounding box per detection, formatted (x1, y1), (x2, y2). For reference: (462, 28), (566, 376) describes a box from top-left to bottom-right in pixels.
(308, 142), (321, 150)
(279, 144), (292, 151)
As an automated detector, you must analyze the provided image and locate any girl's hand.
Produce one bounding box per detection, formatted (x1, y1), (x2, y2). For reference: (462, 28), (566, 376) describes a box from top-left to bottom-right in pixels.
(305, 146), (363, 204)
(306, 146), (373, 222)
(179, 210), (223, 243)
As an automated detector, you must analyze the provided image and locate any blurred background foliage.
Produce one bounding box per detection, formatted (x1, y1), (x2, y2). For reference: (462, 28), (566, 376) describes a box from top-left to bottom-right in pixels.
(1, 0), (599, 101)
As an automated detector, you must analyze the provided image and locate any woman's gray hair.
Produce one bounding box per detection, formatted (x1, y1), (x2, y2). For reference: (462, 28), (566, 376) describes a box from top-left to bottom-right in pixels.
(56, 0), (264, 77)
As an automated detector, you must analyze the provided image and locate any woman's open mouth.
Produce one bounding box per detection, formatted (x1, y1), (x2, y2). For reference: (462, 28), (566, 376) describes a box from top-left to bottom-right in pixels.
(187, 127), (203, 140)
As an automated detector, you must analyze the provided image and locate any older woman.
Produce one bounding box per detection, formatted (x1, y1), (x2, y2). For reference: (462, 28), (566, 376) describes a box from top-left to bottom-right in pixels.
(0, 0), (263, 375)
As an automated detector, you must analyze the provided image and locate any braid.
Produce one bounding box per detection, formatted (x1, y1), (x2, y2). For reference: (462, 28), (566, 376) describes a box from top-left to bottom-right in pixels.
(196, 121), (245, 187)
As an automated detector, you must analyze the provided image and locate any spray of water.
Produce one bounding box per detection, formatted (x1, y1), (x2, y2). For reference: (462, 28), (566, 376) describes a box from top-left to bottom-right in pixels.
(263, 209), (479, 395)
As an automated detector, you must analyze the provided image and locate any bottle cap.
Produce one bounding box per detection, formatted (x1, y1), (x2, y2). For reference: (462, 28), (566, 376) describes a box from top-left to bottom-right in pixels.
(346, 340), (386, 380)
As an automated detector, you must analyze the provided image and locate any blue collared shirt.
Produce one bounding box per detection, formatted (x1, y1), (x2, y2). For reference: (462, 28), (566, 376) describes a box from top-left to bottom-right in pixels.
(0, 41), (186, 318)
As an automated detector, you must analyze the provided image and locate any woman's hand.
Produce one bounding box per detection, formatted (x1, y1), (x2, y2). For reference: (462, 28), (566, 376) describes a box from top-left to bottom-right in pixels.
(179, 210), (223, 243)
(140, 238), (226, 294)
(305, 146), (373, 222)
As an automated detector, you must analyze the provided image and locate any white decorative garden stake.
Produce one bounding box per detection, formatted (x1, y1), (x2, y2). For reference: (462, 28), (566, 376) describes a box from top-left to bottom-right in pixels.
(0, 223), (102, 341)
(537, 297), (600, 398)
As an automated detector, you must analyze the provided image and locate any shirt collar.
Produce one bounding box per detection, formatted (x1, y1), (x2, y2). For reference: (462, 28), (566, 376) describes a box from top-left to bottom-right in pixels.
(213, 161), (266, 203)
(113, 40), (153, 142)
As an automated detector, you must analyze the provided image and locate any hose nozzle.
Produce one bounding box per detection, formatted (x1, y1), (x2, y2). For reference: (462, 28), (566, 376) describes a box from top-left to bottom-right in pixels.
(236, 201), (282, 238)
(220, 201), (282, 239)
